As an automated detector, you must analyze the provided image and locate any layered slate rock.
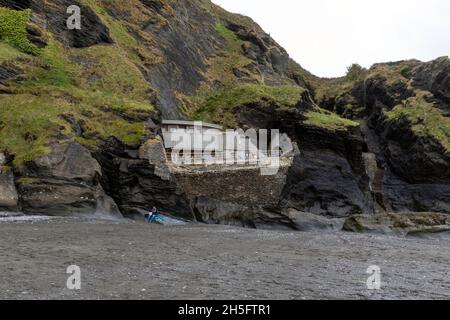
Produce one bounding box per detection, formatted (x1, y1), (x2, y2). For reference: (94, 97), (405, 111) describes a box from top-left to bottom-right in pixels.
(16, 142), (121, 217)
(0, 0), (31, 10)
(0, 0), (113, 48)
(230, 94), (373, 218)
(1, 0), (450, 226)
(0, 63), (22, 85)
(94, 137), (193, 220)
(43, 0), (113, 48)
(282, 125), (372, 217)
(287, 209), (344, 232)
(343, 212), (450, 237)
(315, 57), (450, 215)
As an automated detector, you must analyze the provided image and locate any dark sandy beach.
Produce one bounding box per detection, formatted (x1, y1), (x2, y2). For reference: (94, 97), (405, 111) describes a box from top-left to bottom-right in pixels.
(1, 217), (450, 300)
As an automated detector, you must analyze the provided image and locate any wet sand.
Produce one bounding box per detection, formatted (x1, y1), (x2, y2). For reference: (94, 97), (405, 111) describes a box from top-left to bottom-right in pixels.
(1, 218), (450, 300)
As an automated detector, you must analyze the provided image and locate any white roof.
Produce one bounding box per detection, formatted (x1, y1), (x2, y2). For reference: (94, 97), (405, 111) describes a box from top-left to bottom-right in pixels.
(161, 120), (223, 130)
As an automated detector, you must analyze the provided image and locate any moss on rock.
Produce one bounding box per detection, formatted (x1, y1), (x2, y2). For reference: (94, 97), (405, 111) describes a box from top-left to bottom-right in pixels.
(304, 108), (359, 132)
(190, 83), (304, 127)
(0, 29), (154, 166)
(385, 95), (450, 153)
(0, 7), (40, 55)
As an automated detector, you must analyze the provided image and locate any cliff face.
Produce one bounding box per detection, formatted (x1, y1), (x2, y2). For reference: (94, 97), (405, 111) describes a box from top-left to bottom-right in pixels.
(0, 0), (449, 226)
(313, 58), (450, 214)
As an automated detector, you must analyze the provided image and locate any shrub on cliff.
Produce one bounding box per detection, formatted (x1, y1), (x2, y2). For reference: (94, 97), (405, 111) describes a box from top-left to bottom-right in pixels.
(0, 7), (40, 55)
(345, 63), (366, 81)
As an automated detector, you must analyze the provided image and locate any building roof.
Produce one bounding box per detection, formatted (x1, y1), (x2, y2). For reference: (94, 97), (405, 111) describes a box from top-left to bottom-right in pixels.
(161, 120), (223, 130)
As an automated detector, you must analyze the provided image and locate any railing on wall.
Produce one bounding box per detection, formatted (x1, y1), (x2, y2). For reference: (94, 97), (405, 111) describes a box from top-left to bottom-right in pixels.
(168, 150), (281, 166)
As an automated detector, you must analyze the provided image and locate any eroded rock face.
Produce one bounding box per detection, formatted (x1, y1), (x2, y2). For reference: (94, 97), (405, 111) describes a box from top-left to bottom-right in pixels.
(16, 142), (121, 217)
(225, 21), (290, 78)
(140, 0), (220, 119)
(323, 58), (450, 214)
(0, 63), (22, 85)
(94, 137), (193, 220)
(282, 126), (372, 217)
(343, 212), (450, 236)
(384, 170), (450, 214)
(192, 202), (345, 231)
(0, 153), (19, 211)
(0, 172), (19, 211)
(412, 57), (450, 107)
(44, 0), (113, 48)
(191, 197), (291, 230)
(130, 0), (299, 119)
(0, 0), (31, 10)
(362, 78), (450, 213)
(2, 0), (448, 225)
(233, 97), (373, 217)
(1, 0), (113, 48)
(192, 196), (255, 227)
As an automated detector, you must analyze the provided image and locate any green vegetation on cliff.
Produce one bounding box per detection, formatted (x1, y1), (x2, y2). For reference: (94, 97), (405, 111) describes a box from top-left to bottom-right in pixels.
(0, 5), (155, 166)
(0, 41), (26, 62)
(80, 0), (162, 65)
(205, 21), (253, 85)
(0, 7), (40, 55)
(203, 1), (264, 32)
(385, 96), (450, 152)
(1, 1), (409, 167)
(191, 83), (304, 127)
(305, 109), (359, 131)
(307, 56), (450, 148)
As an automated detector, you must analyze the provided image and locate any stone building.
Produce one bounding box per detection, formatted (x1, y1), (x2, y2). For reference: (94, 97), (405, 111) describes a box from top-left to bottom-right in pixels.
(161, 120), (264, 165)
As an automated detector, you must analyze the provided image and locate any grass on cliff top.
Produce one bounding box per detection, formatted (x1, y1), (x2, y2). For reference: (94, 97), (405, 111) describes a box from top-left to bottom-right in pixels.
(182, 21), (255, 118)
(190, 83), (304, 127)
(0, 94), (59, 164)
(304, 108), (360, 132)
(0, 91), (147, 165)
(203, 1), (264, 33)
(81, 0), (162, 65)
(189, 82), (358, 131)
(311, 60), (419, 107)
(385, 96), (450, 153)
(0, 7), (40, 55)
(313, 76), (354, 105)
(0, 25), (154, 166)
(368, 60), (421, 83)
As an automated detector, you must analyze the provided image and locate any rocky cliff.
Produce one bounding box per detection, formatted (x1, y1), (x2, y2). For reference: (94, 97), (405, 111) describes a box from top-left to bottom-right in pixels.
(311, 58), (450, 214)
(0, 0), (449, 228)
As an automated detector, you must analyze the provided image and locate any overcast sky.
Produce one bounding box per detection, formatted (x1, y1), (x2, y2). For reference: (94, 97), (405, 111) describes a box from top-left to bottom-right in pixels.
(212, 0), (450, 77)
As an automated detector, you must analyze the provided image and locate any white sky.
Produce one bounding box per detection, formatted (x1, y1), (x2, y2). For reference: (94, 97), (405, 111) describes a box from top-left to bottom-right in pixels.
(212, 0), (450, 77)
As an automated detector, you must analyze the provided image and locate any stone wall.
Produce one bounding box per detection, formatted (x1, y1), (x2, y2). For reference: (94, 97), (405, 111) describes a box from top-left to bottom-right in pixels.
(171, 160), (293, 226)
(173, 163), (290, 208)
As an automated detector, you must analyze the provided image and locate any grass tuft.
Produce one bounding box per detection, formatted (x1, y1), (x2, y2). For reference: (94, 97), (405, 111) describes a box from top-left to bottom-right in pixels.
(190, 83), (304, 127)
(304, 108), (359, 131)
(0, 30), (154, 165)
(385, 96), (450, 153)
(0, 7), (40, 55)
